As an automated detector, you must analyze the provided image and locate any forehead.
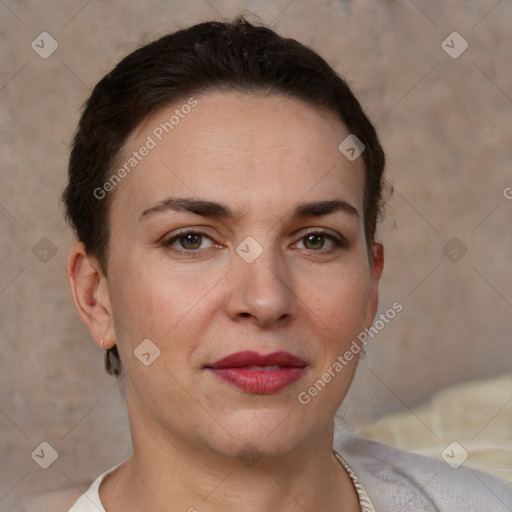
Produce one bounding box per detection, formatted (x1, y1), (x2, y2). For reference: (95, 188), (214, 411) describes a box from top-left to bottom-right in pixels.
(110, 91), (366, 222)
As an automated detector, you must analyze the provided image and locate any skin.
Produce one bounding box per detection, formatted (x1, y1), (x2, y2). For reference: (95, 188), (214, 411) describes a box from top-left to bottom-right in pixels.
(67, 91), (384, 511)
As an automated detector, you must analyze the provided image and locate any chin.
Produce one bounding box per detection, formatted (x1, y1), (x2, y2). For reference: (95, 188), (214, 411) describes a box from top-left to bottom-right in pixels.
(203, 406), (319, 460)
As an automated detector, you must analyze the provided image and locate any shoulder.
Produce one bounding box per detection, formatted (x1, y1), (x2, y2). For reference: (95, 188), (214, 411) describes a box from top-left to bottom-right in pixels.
(335, 427), (512, 512)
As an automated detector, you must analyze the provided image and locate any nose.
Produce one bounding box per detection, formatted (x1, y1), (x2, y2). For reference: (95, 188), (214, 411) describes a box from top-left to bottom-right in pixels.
(225, 243), (295, 328)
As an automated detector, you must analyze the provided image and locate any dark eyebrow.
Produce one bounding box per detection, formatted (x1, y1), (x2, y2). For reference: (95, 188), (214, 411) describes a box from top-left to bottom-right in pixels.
(139, 197), (233, 222)
(138, 197), (359, 223)
(290, 199), (359, 219)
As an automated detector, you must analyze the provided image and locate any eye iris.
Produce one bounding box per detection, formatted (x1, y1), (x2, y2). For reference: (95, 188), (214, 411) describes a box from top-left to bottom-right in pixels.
(304, 234), (324, 250)
(181, 233), (202, 250)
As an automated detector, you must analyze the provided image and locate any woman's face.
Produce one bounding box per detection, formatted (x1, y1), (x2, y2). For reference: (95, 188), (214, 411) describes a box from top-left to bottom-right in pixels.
(104, 91), (383, 458)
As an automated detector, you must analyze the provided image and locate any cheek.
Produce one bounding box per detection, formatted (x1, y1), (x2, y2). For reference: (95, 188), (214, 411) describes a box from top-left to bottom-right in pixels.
(295, 268), (371, 411)
(109, 266), (161, 338)
(299, 264), (371, 339)
(108, 258), (220, 355)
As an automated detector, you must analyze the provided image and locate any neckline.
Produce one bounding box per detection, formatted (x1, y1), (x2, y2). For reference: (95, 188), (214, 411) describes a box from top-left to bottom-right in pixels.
(333, 450), (376, 512)
(95, 453), (376, 512)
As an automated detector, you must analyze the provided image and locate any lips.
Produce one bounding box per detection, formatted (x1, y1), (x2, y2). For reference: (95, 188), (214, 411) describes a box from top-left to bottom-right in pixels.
(206, 350), (308, 394)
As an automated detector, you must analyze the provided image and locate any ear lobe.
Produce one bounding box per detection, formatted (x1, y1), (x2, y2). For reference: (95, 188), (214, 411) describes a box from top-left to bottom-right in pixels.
(66, 242), (116, 349)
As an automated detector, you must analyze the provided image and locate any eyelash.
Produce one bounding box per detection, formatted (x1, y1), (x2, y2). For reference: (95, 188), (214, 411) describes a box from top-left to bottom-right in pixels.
(162, 228), (348, 256)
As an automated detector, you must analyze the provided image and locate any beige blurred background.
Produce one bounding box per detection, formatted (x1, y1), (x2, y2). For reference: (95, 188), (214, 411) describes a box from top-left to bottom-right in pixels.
(1, 0), (511, 509)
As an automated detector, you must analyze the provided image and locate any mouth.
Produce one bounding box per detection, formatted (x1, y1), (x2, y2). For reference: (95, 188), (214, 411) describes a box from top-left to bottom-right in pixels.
(205, 350), (308, 394)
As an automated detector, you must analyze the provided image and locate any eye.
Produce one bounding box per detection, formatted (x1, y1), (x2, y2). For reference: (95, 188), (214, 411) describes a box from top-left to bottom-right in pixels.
(303, 233), (326, 250)
(164, 231), (215, 252)
(295, 231), (347, 251)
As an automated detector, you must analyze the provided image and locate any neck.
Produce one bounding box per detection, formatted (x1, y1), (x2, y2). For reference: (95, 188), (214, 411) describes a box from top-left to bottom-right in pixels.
(100, 405), (360, 512)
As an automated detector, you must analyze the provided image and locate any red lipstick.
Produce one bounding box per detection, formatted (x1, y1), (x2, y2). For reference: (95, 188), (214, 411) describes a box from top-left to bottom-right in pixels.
(206, 351), (307, 394)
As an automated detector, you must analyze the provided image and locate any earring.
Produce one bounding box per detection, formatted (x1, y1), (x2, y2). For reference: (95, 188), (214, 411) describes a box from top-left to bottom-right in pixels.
(100, 338), (105, 348)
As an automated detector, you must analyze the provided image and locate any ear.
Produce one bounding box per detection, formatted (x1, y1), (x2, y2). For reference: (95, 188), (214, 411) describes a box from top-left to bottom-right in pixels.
(364, 241), (384, 328)
(66, 242), (116, 349)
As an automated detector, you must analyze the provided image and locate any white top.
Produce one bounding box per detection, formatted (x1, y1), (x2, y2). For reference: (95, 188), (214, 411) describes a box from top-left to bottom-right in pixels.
(67, 427), (512, 511)
(67, 467), (113, 512)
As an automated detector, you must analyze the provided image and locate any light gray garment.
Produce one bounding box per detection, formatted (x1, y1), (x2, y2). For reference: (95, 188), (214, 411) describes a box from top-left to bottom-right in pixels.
(335, 426), (512, 511)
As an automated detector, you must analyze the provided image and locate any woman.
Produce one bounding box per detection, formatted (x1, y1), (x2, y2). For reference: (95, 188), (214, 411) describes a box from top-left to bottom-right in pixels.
(63, 17), (512, 511)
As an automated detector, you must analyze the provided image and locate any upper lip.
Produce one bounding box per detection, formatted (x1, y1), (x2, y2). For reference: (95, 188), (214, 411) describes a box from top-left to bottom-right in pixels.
(207, 350), (307, 369)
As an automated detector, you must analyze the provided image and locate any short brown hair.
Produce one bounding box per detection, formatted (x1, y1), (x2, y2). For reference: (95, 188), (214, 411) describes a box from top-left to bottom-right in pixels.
(62, 17), (386, 377)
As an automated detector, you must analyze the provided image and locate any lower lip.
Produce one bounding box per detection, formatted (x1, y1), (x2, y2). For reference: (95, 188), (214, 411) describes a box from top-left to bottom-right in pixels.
(208, 367), (307, 394)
